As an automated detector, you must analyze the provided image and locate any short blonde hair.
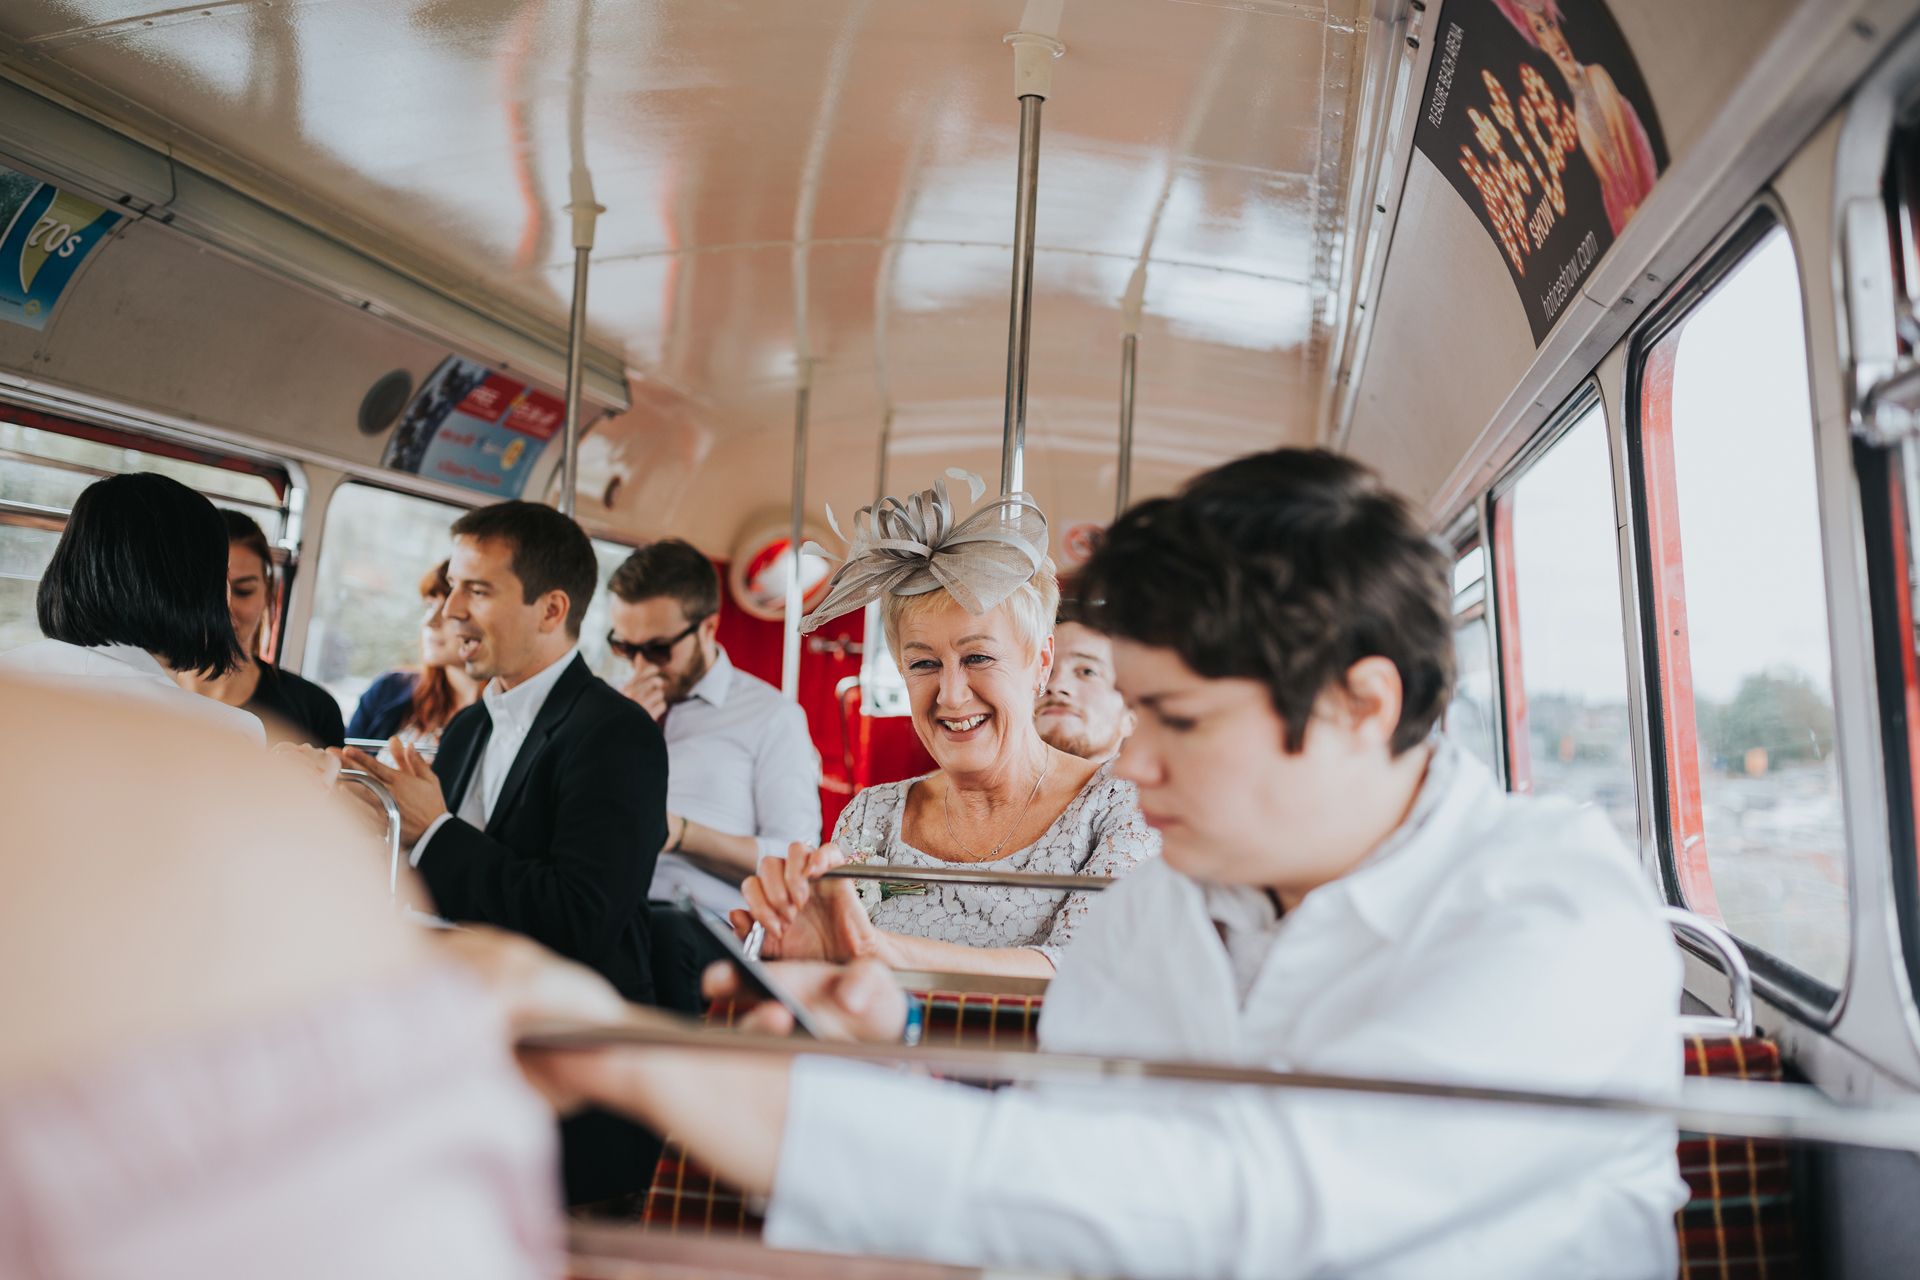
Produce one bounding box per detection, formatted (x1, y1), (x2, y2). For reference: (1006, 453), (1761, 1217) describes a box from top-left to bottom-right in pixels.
(881, 557), (1060, 666)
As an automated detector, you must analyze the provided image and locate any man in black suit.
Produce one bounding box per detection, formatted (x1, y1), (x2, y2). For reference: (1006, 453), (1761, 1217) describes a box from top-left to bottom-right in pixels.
(342, 499), (667, 1207)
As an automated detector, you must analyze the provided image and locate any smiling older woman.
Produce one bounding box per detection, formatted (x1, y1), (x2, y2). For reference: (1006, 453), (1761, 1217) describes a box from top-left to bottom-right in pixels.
(735, 474), (1157, 977)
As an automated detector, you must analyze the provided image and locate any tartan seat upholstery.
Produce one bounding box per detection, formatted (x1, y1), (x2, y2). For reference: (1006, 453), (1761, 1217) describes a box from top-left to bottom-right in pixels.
(1677, 1035), (1802, 1279)
(638, 988), (1045, 1236)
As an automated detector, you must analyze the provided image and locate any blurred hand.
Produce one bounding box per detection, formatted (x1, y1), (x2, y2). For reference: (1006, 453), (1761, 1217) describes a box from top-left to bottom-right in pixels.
(620, 663), (668, 720)
(434, 925), (658, 1112)
(732, 842), (894, 965)
(269, 740), (341, 790)
(435, 925), (629, 1032)
(702, 957), (908, 1043)
(332, 740), (447, 845)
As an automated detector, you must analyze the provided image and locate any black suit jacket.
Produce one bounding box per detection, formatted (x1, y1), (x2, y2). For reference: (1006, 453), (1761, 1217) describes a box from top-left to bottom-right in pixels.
(422, 653), (668, 1004)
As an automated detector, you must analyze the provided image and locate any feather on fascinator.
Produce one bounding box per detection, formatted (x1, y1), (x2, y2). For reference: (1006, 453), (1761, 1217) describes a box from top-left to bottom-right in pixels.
(798, 468), (1048, 635)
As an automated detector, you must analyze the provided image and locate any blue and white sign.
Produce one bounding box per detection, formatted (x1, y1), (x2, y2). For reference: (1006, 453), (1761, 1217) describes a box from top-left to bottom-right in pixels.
(0, 164), (120, 331)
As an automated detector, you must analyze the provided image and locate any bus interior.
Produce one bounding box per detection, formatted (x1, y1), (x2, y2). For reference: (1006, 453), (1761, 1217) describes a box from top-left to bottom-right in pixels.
(5, 0), (1920, 1274)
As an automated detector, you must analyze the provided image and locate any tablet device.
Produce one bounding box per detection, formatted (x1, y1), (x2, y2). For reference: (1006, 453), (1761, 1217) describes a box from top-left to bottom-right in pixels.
(677, 892), (831, 1039)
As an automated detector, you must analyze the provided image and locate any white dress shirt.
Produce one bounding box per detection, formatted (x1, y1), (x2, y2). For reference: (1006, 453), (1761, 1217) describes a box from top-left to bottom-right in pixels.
(411, 647), (578, 865)
(764, 740), (1687, 1279)
(647, 648), (821, 914)
(0, 640), (266, 746)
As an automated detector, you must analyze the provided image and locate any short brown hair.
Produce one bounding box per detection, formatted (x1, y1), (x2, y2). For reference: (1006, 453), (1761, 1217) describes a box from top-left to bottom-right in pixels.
(608, 538), (720, 622)
(449, 501), (598, 639)
(1081, 449), (1453, 756)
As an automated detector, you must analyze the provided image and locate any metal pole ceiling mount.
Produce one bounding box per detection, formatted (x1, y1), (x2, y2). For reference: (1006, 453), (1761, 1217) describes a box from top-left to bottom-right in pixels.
(999, 2), (1064, 500)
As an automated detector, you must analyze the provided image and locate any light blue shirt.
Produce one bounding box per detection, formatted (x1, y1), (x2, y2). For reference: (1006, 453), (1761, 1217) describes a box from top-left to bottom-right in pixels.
(648, 648), (820, 913)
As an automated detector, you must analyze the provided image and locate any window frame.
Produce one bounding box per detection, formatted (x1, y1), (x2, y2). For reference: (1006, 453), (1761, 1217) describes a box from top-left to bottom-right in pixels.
(1444, 504), (1504, 789)
(298, 474), (642, 693)
(1485, 382), (1613, 802)
(1863, 110), (1920, 1022)
(1623, 199), (1846, 1016)
(0, 395), (302, 660)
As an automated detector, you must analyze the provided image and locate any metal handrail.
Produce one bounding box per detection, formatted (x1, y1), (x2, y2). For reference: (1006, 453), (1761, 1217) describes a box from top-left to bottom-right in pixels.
(1663, 906), (1755, 1040)
(338, 768), (402, 898)
(517, 1015), (1920, 1155)
(819, 863), (1116, 892)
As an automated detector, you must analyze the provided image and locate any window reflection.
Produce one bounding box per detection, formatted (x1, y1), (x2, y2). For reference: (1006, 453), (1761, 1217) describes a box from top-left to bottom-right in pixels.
(1642, 227), (1847, 988)
(1502, 405), (1639, 849)
(1447, 545), (1500, 773)
(305, 482), (635, 718)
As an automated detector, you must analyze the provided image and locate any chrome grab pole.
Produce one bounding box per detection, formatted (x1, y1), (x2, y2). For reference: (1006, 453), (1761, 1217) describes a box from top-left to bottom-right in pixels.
(1116, 333), (1137, 518)
(782, 370), (812, 699)
(1001, 93), (1043, 499)
(1664, 906), (1755, 1039)
(820, 863), (1113, 892)
(1116, 262), (1144, 519)
(338, 768), (402, 899)
(999, 12), (1064, 498)
(560, 169), (602, 520)
(517, 1017), (1920, 1155)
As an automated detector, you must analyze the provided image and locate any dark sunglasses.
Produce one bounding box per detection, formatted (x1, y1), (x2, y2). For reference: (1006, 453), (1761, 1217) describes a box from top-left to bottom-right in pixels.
(608, 619), (701, 665)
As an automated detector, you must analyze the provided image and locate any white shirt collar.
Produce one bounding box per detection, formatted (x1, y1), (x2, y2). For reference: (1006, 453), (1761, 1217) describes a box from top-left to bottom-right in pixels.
(95, 644), (172, 679)
(482, 646), (579, 736)
(1196, 733), (1477, 945)
(680, 646), (736, 709)
(1332, 736), (1492, 939)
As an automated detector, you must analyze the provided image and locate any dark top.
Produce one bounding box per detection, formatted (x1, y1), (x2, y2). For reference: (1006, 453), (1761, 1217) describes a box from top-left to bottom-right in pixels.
(245, 662), (347, 749)
(348, 669), (419, 741)
(420, 653), (671, 1204)
(423, 653), (669, 1003)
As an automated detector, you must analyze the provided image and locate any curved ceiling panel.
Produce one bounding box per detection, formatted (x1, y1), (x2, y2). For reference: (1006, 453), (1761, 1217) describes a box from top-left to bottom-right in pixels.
(0, 0), (1379, 549)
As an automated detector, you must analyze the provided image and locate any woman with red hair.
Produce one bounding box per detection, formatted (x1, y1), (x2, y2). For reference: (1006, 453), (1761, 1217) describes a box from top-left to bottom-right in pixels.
(346, 560), (482, 754)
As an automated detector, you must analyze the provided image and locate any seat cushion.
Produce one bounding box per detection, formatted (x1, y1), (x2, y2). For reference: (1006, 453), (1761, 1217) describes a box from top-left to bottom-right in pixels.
(1677, 1035), (1802, 1280)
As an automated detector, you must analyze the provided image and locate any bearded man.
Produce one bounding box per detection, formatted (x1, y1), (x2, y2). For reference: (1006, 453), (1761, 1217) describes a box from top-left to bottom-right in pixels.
(1035, 604), (1137, 762)
(608, 539), (821, 1011)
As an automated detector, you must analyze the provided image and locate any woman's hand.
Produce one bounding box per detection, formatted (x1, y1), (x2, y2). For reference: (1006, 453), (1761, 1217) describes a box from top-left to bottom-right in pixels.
(701, 958), (908, 1043)
(732, 842), (894, 964)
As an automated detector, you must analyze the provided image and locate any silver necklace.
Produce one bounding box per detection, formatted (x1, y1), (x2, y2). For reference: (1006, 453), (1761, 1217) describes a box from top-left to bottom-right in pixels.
(943, 756), (1051, 863)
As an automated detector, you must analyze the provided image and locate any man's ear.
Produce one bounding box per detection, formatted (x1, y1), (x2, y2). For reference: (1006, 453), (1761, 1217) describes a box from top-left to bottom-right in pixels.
(538, 589), (571, 636)
(699, 611), (722, 646)
(1339, 656), (1405, 748)
(1035, 633), (1056, 691)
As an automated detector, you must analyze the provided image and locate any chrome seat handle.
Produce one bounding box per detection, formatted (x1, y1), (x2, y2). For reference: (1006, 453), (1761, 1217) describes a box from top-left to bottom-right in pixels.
(338, 768), (402, 900)
(1662, 906), (1754, 1040)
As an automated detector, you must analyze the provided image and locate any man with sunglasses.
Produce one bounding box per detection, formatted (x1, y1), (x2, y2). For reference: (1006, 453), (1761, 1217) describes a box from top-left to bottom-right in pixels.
(608, 539), (821, 1013)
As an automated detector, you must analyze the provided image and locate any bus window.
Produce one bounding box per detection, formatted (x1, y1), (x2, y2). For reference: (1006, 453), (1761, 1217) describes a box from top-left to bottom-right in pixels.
(305, 482), (469, 716)
(1495, 403), (1639, 850)
(577, 538), (640, 684)
(0, 413), (289, 654)
(305, 480), (635, 718)
(1447, 544), (1501, 774)
(1636, 225), (1846, 990)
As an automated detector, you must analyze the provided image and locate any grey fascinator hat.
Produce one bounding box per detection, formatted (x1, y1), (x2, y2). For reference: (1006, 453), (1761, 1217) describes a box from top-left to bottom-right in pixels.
(798, 468), (1049, 635)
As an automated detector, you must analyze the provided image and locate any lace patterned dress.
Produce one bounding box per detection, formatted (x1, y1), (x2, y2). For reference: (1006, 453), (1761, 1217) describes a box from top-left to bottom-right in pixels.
(831, 761), (1159, 968)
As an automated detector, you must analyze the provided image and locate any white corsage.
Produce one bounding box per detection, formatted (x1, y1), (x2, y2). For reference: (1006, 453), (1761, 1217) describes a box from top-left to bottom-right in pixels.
(844, 842), (885, 915)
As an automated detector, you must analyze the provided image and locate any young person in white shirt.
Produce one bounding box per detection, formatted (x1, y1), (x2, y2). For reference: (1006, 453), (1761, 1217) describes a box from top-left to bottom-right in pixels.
(605, 538), (819, 1010)
(524, 449), (1688, 1279)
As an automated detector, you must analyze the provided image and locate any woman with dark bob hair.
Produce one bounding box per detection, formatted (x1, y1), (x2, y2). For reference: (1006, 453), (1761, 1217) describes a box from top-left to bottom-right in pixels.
(0, 472), (265, 745)
(506, 449), (1688, 1279)
(176, 509), (345, 748)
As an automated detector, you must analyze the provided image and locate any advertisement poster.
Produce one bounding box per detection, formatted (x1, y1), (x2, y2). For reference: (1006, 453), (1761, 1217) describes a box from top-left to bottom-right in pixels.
(1414, 0), (1665, 345)
(0, 163), (121, 331)
(381, 356), (564, 499)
